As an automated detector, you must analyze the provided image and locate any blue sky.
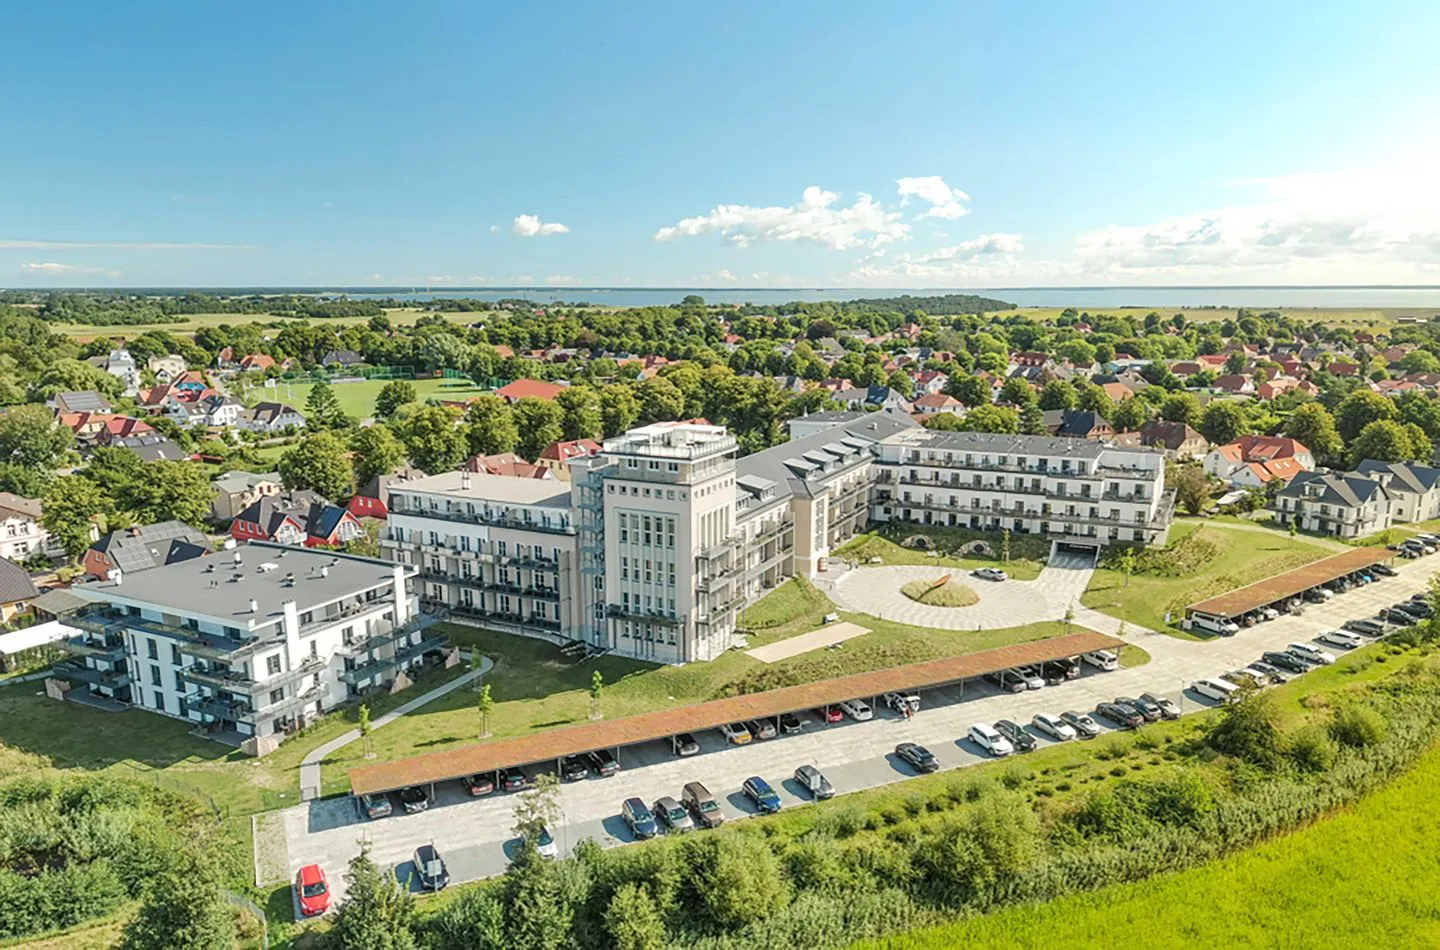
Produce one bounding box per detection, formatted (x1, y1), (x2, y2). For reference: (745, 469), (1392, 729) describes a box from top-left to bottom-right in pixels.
(4, 1), (1438, 288)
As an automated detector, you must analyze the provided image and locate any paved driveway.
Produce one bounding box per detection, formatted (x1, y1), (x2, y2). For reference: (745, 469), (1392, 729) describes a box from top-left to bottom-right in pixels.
(828, 552), (1096, 629)
(282, 556), (1433, 905)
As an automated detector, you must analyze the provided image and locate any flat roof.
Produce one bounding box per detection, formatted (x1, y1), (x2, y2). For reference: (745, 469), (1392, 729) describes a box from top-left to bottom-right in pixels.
(392, 471), (571, 507)
(76, 543), (406, 625)
(1186, 547), (1391, 619)
(347, 630), (1122, 796)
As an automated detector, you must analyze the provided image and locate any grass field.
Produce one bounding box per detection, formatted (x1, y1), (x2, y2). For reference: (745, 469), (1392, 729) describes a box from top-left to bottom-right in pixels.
(993, 306), (1416, 329)
(863, 717), (1440, 949)
(55, 307), (454, 339)
(1081, 521), (1334, 633)
(834, 532), (1044, 581)
(901, 578), (979, 607)
(250, 375), (491, 419)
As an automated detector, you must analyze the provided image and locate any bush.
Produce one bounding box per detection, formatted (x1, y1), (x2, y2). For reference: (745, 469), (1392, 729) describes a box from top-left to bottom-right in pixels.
(1286, 724), (1339, 772)
(684, 834), (790, 930)
(1206, 691), (1284, 767)
(1330, 705), (1388, 748)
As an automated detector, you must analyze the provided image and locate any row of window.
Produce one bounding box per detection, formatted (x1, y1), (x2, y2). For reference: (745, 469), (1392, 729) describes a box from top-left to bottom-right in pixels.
(620, 556), (677, 586)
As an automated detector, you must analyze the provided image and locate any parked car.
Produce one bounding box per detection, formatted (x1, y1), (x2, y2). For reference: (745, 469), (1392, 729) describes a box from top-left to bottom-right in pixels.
(1225, 668), (1267, 690)
(672, 733), (700, 756)
(622, 797), (658, 839)
(1059, 710), (1102, 738)
(1043, 658), (1081, 683)
(1381, 607), (1416, 626)
(358, 792), (391, 820)
(1248, 661), (1290, 685)
(501, 768), (528, 792)
(682, 782), (725, 828)
(587, 750), (620, 777)
(720, 722), (753, 745)
(1345, 619), (1387, 637)
(743, 776), (784, 813)
(533, 826), (559, 859)
(1287, 642), (1336, 665)
(1262, 650), (1310, 674)
(1095, 701), (1143, 729)
(1081, 650), (1119, 672)
(1139, 691), (1181, 720)
(1318, 629), (1364, 649)
(746, 719), (778, 740)
(1117, 695), (1162, 722)
(814, 706), (845, 724)
(559, 756), (589, 782)
(653, 796), (694, 833)
(967, 722), (1014, 756)
(1417, 533), (1440, 546)
(779, 712), (804, 735)
(1013, 666), (1045, 690)
(295, 864), (330, 916)
(838, 698), (873, 721)
(1303, 588), (1333, 603)
(1402, 601), (1433, 619)
(1372, 563), (1397, 577)
(398, 786), (429, 814)
(461, 773), (495, 796)
(883, 692), (921, 714)
(1032, 712), (1078, 741)
(895, 742), (940, 772)
(793, 764), (835, 800)
(1190, 678), (1241, 704)
(413, 844), (449, 890)
(986, 670), (1028, 694)
(972, 567), (1008, 582)
(1258, 606), (1280, 621)
(993, 719), (1037, 752)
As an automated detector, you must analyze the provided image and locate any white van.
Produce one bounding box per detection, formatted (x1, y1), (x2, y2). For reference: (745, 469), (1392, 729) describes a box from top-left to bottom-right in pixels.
(1190, 677), (1241, 704)
(1187, 613), (1240, 636)
(1081, 650), (1118, 672)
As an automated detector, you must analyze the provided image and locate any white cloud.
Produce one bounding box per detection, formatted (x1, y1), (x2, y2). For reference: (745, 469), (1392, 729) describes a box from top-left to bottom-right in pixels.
(702, 268), (738, 283)
(512, 215), (570, 237)
(489, 224), (501, 234)
(426, 275), (458, 285)
(848, 233), (1033, 284)
(1, 239), (252, 249)
(544, 275), (579, 285)
(468, 275), (494, 283)
(20, 262), (121, 278)
(897, 176), (971, 220)
(654, 185), (909, 250)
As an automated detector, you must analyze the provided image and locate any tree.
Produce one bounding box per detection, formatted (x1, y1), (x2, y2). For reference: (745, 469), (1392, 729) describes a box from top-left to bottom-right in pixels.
(1172, 464), (1211, 515)
(944, 373), (992, 408)
(1282, 402), (1343, 462)
(1074, 381), (1114, 418)
(401, 405), (467, 473)
(124, 460), (212, 526)
(1405, 422), (1434, 462)
(511, 773), (563, 843)
(998, 376), (1036, 407)
(1019, 402), (1046, 435)
(351, 423), (405, 486)
(1207, 690), (1283, 768)
(513, 398), (565, 460)
(1400, 349), (1440, 374)
(501, 833), (584, 950)
(600, 384), (640, 437)
(358, 703), (373, 758)
(118, 842), (234, 950)
(1115, 547), (1137, 587)
(605, 882), (667, 950)
(427, 889), (506, 950)
(305, 377), (348, 427)
(330, 847), (418, 950)
(887, 369), (914, 398)
(1110, 395), (1149, 432)
(589, 670), (604, 720)
(374, 380), (418, 418)
(1056, 338), (1097, 366)
(635, 376), (686, 424)
(43, 475), (109, 560)
(464, 395), (519, 457)
(1335, 389), (1398, 442)
(687, 834), (789, 929)
(1038, 380), (1078, 411)
(1197, 401), (1246, 445)
(555, 385), (603, 441)
(279, 431), (353, 499)
(959, 405), (1021, 434)
(478, 683), (494, 738)
(0, 404), (74, 470)
(1348, 419), (1416, 466)
(1159, 392), (1200, 426)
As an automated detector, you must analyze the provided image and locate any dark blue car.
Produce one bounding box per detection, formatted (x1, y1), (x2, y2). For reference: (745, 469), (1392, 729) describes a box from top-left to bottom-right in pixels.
(622, 797), (658, 838)
(742, 776), (782, 813)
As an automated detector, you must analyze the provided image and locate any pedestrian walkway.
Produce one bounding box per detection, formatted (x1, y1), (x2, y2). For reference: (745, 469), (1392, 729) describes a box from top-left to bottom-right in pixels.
(298, 655), (494, 801)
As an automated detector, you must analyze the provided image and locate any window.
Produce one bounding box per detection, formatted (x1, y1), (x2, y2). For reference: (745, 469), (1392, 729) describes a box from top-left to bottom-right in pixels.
(270, 688), (285, 705)
(267, 654), (282, 675)
(150, 665), (162, 687)
(170, 644), (181, 666)
(146, 639), (158, 661)
(152, 692), (165, 712)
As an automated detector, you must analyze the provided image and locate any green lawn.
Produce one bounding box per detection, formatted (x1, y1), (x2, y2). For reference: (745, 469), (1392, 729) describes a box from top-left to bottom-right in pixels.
(1081, 521), (1334, 634)
(991, 307), (1407, 330)
(251, 375), (491, 419)
(55, 307), (456, 339)
(863, 710), (1440, 950)
(834, 531), (1044, 581)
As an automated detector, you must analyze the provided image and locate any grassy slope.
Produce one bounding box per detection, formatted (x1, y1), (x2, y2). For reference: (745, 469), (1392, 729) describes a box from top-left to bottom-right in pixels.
(863, 737), (1440, 950)
(1081, 521), (1334, 633)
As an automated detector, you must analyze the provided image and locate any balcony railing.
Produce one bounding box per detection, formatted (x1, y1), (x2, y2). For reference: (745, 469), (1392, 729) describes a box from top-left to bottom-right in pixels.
(338, 633), (448, 685)
(389, 504), (575, 536)
(607, 605), (682, 627)
(59, 635), (126, 662)
(184, 690), (253, 723)
(55, 662), (132, 690)
(447, 604), (562, 633)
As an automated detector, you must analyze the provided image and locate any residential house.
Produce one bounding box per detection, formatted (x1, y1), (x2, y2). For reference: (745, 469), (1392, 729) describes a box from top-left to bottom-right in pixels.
(536, 439), (601, 479)
(1099, 381), (1135, 403)
(0, 560), (37, 624)
(108, 434), (188, 462)
(242, 402), (306, 434)
(912, 369), (948, 395)
(319, 349), (364, 368)
(347, 466), (427, 520)
(1271, 470), (1393, 538)
(1212, 374), (1256, 395)
(146, 354), (187, 382)
(1257, 376), (1317, 400)
(1131, 420), (1209, 460)
(83, 522), (210, 580)
(50, 391), (112, 414)
(1355, 460), (1440, 523)
(1042, 409), (1114, 440)
(1203, 435), (1315, 488)
(833, 386), (914, 414)
(0, 493), (58, 562)
(461, 453), (555, 479)
(1168, 360), (1203, 377)
(168, 392), (244, 428)
(231, 491), (364, 548)
(494, 378), (567, 404)
(239, 353), (276, 372)
(89, 349), (141, 396)
(912, 393), (964, 416)
(1327, 360), (1361, 377)
(211, 471), (285, 522)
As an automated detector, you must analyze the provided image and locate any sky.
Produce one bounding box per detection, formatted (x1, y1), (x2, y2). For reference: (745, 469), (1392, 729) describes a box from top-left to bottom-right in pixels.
(3, 0), (1439, 289)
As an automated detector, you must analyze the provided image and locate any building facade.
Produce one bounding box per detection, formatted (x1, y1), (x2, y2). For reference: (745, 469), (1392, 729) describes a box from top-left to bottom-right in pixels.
(57, 544), (436, 755)
(1271, 469), (1393, 538)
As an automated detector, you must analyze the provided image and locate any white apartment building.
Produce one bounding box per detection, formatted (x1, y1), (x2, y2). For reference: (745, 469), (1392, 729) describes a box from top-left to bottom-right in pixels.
(871, 429), (1172, 552)
(58, 544), (434, 755)
(1271, 469), (1394, 538)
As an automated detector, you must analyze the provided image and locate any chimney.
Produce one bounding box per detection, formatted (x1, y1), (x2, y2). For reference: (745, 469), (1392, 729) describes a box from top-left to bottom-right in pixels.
(248, 598), (258, 613)
(460, 473), (472, 491)
(112, 569), (123, 585)
(320, 565), (329, 578)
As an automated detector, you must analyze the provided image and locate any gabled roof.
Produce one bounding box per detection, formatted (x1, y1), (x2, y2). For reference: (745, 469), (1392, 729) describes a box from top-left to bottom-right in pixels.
(737, 410), (919, 509)
(538, 439), (601, 463)
(495, 378), (566, 403)
(1356, 459), (1440, 494)
(235, 490), (350, 540)
(0, 492), (42, 521)
(0, 559), (38, 604)
(53, 391), (111, 413)
(1278, 469), (1388, 507)
(90, 522), (209, 574)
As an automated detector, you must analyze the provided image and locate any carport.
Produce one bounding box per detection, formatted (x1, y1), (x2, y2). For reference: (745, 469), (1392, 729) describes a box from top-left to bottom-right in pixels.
(347, 629), (1126, 799)
(1183, 546), (1392, 629)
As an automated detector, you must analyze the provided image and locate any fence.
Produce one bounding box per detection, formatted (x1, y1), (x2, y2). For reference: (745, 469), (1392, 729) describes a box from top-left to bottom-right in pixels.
(222, 891), (269, 950)
(272, 364), (478, 383)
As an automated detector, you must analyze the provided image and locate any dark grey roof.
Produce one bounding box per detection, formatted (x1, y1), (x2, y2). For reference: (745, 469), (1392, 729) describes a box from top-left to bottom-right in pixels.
(794, 410), (866, 424)
(90, 521), (210, 574)
(109, 435), (187, 461)
(1355, 459), (1440, 494)
(1279, 470), (1390, 508)
(54, 391), (111, 412)
(898, 429), (1112, 459)
(737, 410), (919, 512)
(77, 543), (405, 624)
(0, 559), (38, 604)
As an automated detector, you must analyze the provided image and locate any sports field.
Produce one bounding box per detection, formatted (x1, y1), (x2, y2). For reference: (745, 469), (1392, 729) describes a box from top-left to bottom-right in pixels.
(249, 376), (491, 418)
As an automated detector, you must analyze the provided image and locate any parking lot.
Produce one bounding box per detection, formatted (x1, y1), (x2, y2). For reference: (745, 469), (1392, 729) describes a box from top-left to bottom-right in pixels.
(280, 554), (1433, 904)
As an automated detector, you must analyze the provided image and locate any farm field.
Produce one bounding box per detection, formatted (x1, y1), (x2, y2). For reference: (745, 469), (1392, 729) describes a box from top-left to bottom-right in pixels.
(54, 307), (458, 339)
(994, 306), (1422, 329)
(248, 375), (491, 418)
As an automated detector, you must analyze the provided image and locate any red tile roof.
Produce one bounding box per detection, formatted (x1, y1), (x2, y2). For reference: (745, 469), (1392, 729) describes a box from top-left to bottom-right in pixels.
(495, 379), (566, 403)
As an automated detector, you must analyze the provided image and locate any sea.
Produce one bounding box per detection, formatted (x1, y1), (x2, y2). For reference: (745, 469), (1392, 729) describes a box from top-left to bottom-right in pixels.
(334, 286), (1440, 310)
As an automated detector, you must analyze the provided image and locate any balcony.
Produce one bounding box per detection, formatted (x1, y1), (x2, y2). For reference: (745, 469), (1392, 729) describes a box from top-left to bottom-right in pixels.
(448, 604), (562, 633)
(55, 662), (132, 690)
(607, 605), (682, 627)
(254, 681), (326, 720)
(335, 615), (435, 657)
(389, 504), (575, 536)
(184, 690), (253, 723)
(298, 597), (397, 635)
(338, 633), (448, 685)
(59, 635), (126, 662)
(180, 664), (255, 691)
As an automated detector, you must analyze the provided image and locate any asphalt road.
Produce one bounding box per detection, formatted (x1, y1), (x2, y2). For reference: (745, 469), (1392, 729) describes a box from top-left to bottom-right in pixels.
(281, 555), (1434, 905)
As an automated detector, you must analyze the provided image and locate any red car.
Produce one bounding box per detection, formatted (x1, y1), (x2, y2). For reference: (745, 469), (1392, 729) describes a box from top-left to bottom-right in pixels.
(295, 863), (330, 917)
(813, 706), (844, 724)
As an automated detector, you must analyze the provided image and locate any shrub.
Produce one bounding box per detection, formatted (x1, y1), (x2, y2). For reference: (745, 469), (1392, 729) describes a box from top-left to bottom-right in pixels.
(1206, 691), (1284, 767)
(1330, 704), (1388, 748)
(1286, 724), (1338, 772)
(684, 834), (790, 930)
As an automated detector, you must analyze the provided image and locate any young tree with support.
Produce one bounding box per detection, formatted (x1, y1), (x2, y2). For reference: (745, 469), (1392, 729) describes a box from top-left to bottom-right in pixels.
(477, 683), (494, 739)
(358, 703), (373, 759)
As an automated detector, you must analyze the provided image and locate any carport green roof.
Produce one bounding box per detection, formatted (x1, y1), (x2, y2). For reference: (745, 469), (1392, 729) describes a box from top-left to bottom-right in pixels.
(1185, 546), (1391, 620)
(347, 630), (1124, 797)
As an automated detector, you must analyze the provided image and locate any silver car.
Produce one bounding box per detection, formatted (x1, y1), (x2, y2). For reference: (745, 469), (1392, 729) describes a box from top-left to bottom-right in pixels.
(652, 796), (694, 833)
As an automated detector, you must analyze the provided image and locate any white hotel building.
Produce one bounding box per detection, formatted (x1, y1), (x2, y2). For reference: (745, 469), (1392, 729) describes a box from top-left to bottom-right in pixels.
(383, 413), (1173, 665)
(57, 544), (435, 755)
